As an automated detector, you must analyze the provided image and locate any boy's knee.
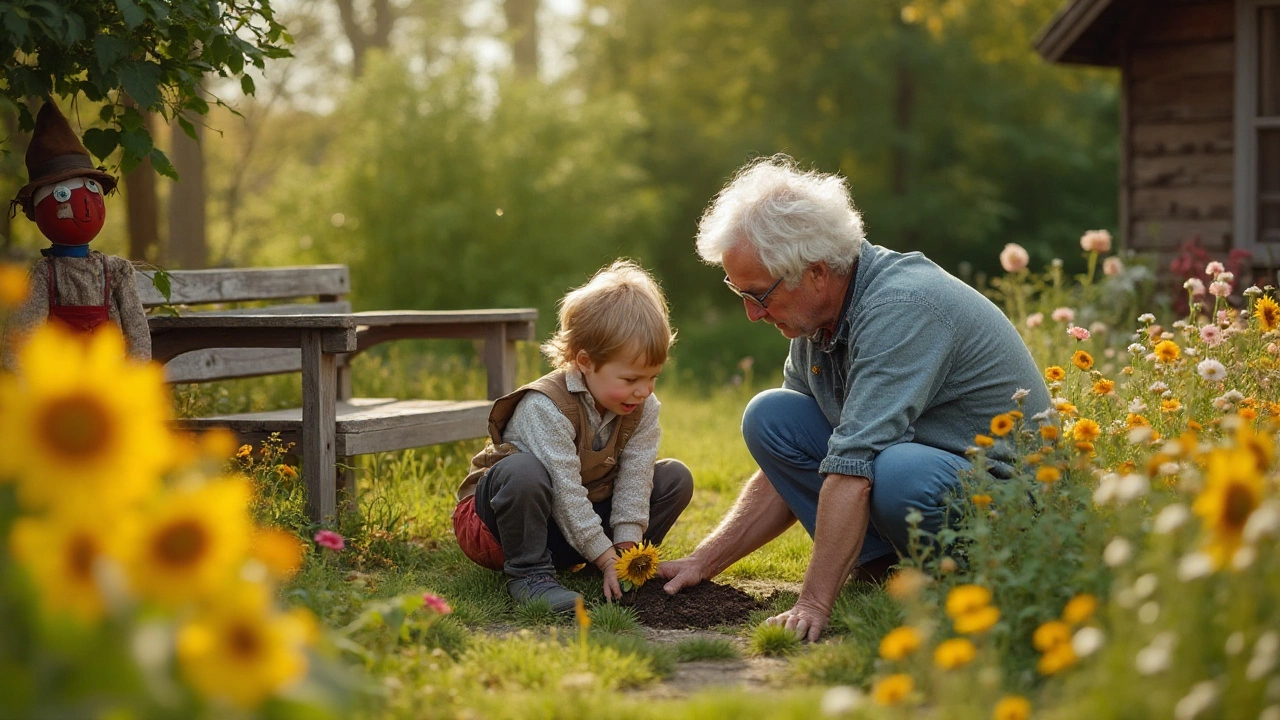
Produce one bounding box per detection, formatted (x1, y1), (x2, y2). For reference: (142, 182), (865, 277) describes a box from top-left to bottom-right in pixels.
(654, 459), (694, 507)
(486, 453), (553, 501)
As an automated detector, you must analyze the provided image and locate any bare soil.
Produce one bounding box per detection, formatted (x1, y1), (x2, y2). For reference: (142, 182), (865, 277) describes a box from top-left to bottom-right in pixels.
(620, 580), (770, 629)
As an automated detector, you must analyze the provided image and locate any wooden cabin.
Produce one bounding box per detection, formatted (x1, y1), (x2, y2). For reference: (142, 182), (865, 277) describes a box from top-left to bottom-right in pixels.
(1035, 0), (1279, 276)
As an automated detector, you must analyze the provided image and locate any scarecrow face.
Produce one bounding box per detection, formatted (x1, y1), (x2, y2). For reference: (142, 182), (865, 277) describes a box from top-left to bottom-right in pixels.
(33, 177), (106, 246)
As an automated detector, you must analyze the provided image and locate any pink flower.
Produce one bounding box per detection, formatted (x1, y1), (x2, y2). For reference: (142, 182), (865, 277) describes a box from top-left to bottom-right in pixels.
(1200, 325), (1223, 347)
(1184, 278), (1205, 296)
(1051, 307), (1076, 323)
(1205, 261), (1224, 276)
(314, 529), (345, 551)
(1080, 229), (1112, 253)
(1209, 281), (1231, 298)
(422, 592), (452, 615)
(1068, 326), (1091, 341)
(1000, 243), (1030, 272)
(1026, 312), (1044, 328)
(1103, 256), (1124, 276)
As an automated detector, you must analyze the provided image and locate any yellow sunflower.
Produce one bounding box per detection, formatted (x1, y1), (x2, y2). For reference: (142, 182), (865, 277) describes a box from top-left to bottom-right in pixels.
(934, 637), (977, 670)
(249, 527), (306, 583)
(1192, 449), (1264, 568)
(1255, 296), (1280, 333)
(0, 263), (31, 308)
(0, 325), (171, 512)
(872, 673), (914, 706)
(1154, 340), (1181, 363)
(1045, 366), (1066, 382)
(990, 414), (1015, 437)
(1235, 425), (1274, 473)
(615, 541), (660, 588)
(130, 478), (252, 606)
(10, 505), (134, 622)
(177, 583), (315, 708)
(1072, 350), (1094, 370)
(879, 626), (922, 660)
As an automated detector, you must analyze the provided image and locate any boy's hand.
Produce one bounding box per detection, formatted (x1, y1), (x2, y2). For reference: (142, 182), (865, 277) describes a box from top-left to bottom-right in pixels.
(594, 548), (622, 601)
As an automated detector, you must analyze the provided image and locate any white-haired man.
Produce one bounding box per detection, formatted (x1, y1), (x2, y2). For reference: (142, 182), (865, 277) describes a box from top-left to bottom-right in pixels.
(658, 156), (1051, 641)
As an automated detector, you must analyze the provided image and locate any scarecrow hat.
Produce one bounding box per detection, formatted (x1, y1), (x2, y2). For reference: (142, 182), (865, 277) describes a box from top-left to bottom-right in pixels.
(12, 101), (117, 220)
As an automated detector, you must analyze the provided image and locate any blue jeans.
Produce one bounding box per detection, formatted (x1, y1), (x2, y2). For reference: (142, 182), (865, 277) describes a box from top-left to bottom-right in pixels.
(742, 388), (970, 566)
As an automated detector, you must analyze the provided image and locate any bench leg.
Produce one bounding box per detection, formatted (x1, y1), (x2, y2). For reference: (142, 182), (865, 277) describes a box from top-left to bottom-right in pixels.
(337, 457), (358, 517)
(301, 331), (338, 523)
(483, 323), (518, 399)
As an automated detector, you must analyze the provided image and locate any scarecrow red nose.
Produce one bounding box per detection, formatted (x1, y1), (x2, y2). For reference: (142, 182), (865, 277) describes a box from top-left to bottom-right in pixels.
(34, 184), (106, 246)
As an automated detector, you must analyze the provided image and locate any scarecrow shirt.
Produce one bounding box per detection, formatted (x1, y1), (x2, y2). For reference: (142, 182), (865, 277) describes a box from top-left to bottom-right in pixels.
(502, 368), (660, 563)
(782, 242), (1051, 482)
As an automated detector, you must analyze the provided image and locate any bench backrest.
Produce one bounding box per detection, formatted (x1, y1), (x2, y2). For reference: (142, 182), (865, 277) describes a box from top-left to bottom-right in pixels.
(138, 265), (352, 384)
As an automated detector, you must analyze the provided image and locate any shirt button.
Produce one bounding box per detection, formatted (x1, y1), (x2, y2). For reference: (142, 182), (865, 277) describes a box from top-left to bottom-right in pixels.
(811, 365), (821, 375)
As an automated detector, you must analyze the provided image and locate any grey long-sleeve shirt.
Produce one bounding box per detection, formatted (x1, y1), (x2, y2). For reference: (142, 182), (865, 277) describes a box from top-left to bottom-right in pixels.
(502, 368), (661, 563)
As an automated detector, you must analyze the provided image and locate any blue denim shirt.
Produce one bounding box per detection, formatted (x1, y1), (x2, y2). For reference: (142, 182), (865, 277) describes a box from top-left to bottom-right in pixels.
(782, 243), (1051, 480)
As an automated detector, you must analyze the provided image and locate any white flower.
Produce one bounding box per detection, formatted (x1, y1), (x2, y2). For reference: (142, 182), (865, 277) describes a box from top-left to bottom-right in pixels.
(1134, 573), (1158, 599)
(1128, 397), (1148, 413)
(1200, 324), (1223, 346)
(1173, 681), (1218, 720)
(1233, 545), (1257, 570)
(1104, 537), (1133, 567)
(1127, 342), (1145, 355)
(1073, 627), (1106, 658)
(821, 686), (865, 716)
(1245, 285), (1264, 297)
(1012, 388), (1030, 401)
(1093, 474), (1119, 505)
(1136, 632), (1178, 675)
(1196, 359), (1226, 382)
(1226, 632), (1246, 656)
(1128, 426), (1154, 444)
(1217, 271), (1234, 283)
(999, 243), (1030, 273)
(1259, 707), (1280, 720)
(1138, 601), (1160, 624)
(1223, 389), (1245, 403)
(1138, 313), (1156, 323)
(1244, 502), (1280, 542)
(1154, 504), (1191, 534)
(1178, 552), (1215, 581)
(1250, 652), (1278, 682)
(1149, 381), (1168, 393)
(1117, 474), (1149, 502)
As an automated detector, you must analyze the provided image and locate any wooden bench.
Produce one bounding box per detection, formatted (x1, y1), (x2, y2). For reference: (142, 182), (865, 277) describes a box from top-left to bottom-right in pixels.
(137, 265), (537, 522)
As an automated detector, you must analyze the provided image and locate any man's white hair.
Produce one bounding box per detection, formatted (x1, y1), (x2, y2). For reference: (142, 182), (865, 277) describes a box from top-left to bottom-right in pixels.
(695, 155), (865, 282)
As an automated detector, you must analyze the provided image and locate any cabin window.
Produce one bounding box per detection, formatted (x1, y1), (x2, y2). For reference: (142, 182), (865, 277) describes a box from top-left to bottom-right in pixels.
(1238, 0), (1280, 254)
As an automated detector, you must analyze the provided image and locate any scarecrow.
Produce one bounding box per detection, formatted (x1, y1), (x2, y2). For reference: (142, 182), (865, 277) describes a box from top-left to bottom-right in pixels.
(2, 101), (151, 369)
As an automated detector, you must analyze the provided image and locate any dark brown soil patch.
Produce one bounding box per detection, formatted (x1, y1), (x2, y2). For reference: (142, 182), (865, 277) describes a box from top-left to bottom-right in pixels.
(620, 581), (766, 629)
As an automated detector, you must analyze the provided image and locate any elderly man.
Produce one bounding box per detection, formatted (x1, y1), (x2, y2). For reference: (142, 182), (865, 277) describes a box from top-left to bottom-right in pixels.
(658, 156), (1050, 640)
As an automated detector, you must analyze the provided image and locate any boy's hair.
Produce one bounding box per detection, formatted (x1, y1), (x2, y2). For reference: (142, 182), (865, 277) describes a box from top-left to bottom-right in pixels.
(541, 259), (676, 370)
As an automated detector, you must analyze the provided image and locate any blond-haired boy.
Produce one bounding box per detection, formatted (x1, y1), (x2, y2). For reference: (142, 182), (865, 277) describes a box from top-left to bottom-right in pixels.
(452, 260), (693, 611)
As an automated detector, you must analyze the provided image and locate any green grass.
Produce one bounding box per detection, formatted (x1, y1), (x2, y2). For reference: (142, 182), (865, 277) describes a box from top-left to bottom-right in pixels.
(673, 637), (741, 662)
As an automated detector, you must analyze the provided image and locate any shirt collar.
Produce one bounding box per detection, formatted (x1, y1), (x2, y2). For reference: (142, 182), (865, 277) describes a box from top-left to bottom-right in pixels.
(810, 259), (860, 351)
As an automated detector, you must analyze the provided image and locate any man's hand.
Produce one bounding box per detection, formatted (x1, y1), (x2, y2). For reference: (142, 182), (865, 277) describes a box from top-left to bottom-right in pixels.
(766, 597), (830, 643)
(594, 548), (622, 601)
(656, 556), (709, 595)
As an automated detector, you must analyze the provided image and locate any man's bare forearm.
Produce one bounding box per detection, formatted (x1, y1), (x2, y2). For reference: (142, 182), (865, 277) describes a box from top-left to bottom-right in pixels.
(690, 470), (797, 577)
(798, 473), (871, 616)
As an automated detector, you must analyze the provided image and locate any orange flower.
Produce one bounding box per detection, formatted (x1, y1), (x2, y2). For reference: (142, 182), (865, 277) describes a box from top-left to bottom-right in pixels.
(1071, 419), (1101, 442)
(975, 434), (995, 448)
(1036, 466), (1061, 483)
(990, 414), (1015, 437)
(971, 494), (993, 508)
(1092, 379), (1115, 395)
(1039, 425), (1060, 441)
(1045, 366), (1066, 382)
(1072, 350), (1094, 370)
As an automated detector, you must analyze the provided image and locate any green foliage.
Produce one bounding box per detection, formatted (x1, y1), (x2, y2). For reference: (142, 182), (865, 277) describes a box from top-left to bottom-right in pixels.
(673, 636), (741, 662)
(749, 622), (802, 657)
(589, 603), (642, 634)
(0, 0), (290, 175)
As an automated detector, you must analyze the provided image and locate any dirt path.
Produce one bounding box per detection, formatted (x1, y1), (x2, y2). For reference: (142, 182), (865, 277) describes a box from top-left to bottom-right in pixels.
(637, 628), (791, 699)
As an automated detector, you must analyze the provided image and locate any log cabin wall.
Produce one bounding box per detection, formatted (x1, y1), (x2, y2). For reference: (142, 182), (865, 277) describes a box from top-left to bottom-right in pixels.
(1124, 0), (1235, 269)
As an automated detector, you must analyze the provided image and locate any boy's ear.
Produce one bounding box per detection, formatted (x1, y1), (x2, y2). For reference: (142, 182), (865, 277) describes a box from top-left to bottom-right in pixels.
(574, 349), (594, 372)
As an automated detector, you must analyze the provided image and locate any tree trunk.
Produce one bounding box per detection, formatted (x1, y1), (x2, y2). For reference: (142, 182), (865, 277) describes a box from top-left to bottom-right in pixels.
(504, 0), (539, 78)
(335, 0), (395, 77)
(168, 111), (207, 268)
(122, 99), (160, 262)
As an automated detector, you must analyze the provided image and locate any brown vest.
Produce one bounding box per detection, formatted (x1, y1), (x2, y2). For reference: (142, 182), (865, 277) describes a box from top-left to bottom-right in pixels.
(455, 370), (645, 502)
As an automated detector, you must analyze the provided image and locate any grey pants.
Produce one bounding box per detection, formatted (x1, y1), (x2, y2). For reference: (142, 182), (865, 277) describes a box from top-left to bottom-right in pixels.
(473, 453), (694, 578)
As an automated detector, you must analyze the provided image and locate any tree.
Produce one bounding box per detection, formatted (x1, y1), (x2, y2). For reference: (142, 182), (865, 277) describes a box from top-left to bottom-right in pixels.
(504, 0), (538, 78)
(334, 0), (395, 78)
(0, 0), (290, 177)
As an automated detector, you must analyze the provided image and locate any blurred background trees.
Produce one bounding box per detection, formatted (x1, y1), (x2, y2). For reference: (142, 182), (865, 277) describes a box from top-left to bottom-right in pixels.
(1, 0), (1120, 378)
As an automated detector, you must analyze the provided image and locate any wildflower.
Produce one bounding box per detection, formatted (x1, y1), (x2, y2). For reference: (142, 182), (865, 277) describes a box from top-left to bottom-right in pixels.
(946, 585), (993, 618)
(1161, 399), (1182, 413)
(10, 506), (130, 622)
(994, 695), (1032, 720)
(1062, 594), (1097, 624)
(1044, 366), (1066, 382)
(1051, 307), (1076, 323)
(1068, 326), (1091, 341)
(1185, 278), (1206, 296)
(131, 479), (253, 606)
(1241, 407), (1258, 420)
(1178, 552), (1215, 581)
(974, 434), (994, 448)
(1154, 504), (1191, 534)
(1026, 312), (1044, 328)
(275, 464), (298, 479)
(886, 568), (929, 600)
(1012, 388), (1030, 401)
(1093, 379), (1115, 395)
(1196, 359), (1227, 382)
(1173, 681), (1219, 720)
(1055, 399), (1077, 416)
(1117, 474), (1149, 502)
(1072, 419), (1101, 442)
(1255, 296), (1280, 332)
(237, 444), (253, 459)
(971, 494), (994, 508)
(879, 626), (923, 660)
(1080, 229), (1112, 253)
(1139, 313), (1156, 323)
(821, 687), (865, 716)
(314, 529), (345, 552)
(1245, 285), (1264, 297)
(1205, 261), (1225, 276)
(1103, 537), (1132, 566)
(1025, 453), (1044, 464)
(1200, 324), (1223, 346)
(1073, 627), (1106, 658)
(1038, 643), (1078, 675)
(954, 605), (1001, 634)
(615, 541), (661, 588)
(1135, 632), (1177, 675)
(1103, 256), (1124, 277)
(1071, 350), (1094, 370)
(0, 326), (171, 511)
(1244, 502), (1280, 542)
(177, 584), (314, 708)
(872, 674), (913, 706)
(990, 414), (1015, 437)
(0, 263), (31, 308)
(934, 638), (977, 669)
(250, 528), (306, 583)
(1032, 620), (1072, 652)
(422, 593), (452, 615)
(1193, 449), (1264, 568)
(1036, 466), (1061, 484)
(1000, 243), (1030, 272)
(1209, 281), (1232, 298)
(1154, 340), (1180, 363)
(1039, 425), (1059, 441)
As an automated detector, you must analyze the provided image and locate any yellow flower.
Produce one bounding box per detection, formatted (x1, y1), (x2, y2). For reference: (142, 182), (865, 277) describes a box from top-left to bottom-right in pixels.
(1054, 400), (1078, 416)
(1032, 620), (1072, 651)
(237, 444), (254, 459)
(1255, 296), (1280, 332)
(994, 695), (1032, 720)
(990, 414), (1015, 437)
(1193, 449), (1264, 568)
(1039, 425), (1059, 441)
(0, 325), (171, 511)
(1126, 413), (1150, 428)
(872, 673), (914, 706)
(0, 263), (31, 308)
(1044, 366), (1066, 382)
(1240, 408), (1258, 421)
(954, 605), (1001, 634)
(574, 595), (591, 631)
(971, 494), (993, 508)
(1072, 350), (1094, 370)
(1062, 594), (1097, 624)
(934, 637), (977, 669)
(879, 626), (923, 660)
(1161, 398), (1182, 413)
(275, 464), (298, 479)
(1154, 340), (1180, 363)
(1071, 419), (1101, 442)
(1074, 441), (1095, 454)
(130, 478), (252, 606)
(1093, 379), (1115, 395)
(946, 584), (992, 619)
(885, 568), (929, 600)
(1037, 643), (1077, 675)
(615, 541), (660, 588)
(1025, 453), (1044, 465)
(1236, 425), (1274, 473)
(177, 583), (314, 708)
(10, 506), (133, 622)
(250, 527), (305, 583)
(974, 434), (995, 448)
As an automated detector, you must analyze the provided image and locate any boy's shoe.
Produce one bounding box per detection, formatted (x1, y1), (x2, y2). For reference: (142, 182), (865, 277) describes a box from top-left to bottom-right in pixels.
(507, 574), (582, 614)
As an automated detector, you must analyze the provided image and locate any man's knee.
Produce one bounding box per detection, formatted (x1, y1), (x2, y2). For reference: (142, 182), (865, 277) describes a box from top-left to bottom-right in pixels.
(742, 388), (797, 442)
(869, 444), (963, 526)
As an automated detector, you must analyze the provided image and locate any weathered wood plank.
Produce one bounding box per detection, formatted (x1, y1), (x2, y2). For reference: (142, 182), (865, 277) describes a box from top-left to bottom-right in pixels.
(1130, 40), (1234, 81)
(1130, 73), (1233, 123)
(149, 326), (357, 363)
(190, 301), (353, 316)
(165, 348), (303, 383)
(1131, 187), (1234, 220)
(1132, 154), (1233, 188)
(1129, 218), (1233, 250)
(301, 332), (337, 522)
(1132, 2), (1234, 46)
(483, 323), (510, 400)
(1132, 121), (1234, 156)
(136, 265), (349, 306)
(336, 400), (492, 455)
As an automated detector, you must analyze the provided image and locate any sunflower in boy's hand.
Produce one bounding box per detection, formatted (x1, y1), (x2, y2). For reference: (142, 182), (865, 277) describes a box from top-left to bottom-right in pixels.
(614, 541), (660, 591)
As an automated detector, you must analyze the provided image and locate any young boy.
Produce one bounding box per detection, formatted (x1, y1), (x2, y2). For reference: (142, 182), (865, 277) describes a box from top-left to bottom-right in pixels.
(451, 260), (693, 612)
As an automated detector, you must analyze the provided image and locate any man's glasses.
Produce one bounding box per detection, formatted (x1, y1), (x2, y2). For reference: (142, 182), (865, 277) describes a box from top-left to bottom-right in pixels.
(723, 275), (783, 309)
